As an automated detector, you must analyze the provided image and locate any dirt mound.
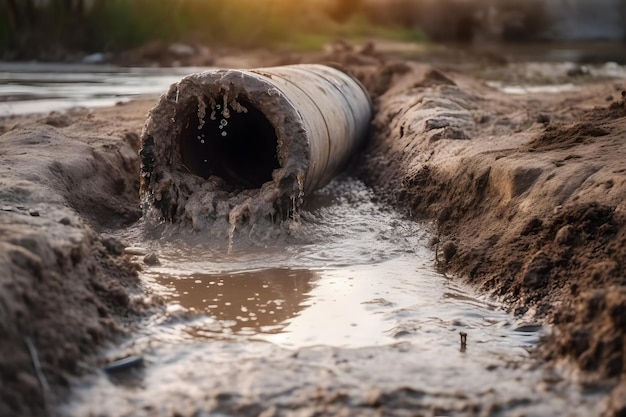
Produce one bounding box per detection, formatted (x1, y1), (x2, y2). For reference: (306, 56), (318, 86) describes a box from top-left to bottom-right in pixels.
(528, 97), (626, 151)
(0, 102), (150, 417)
(356, 61), (626, 416)
(529, 122), (610, 150)
(2, 44), (626, 416)
(0, 218), (139, 417)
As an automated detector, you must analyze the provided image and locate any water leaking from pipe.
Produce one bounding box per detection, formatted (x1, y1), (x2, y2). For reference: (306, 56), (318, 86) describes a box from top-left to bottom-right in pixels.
(139, 64), (372, 234)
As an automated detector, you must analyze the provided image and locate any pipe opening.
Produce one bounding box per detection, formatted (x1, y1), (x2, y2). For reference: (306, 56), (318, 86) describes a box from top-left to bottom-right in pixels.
(180, 96), (281, 189)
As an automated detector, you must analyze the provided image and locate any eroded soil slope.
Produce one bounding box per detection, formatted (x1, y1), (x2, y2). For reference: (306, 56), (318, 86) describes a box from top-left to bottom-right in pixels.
(0, 102), (151, 417)
(350, 58), (626, 415)
(1, 44), (626, 416)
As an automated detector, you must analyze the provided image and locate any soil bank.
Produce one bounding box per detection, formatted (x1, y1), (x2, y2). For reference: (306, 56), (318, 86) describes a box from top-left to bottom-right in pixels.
(337, 46), (626, 415)
(0, 43), (625, 416)
(0, 102), (151, 417)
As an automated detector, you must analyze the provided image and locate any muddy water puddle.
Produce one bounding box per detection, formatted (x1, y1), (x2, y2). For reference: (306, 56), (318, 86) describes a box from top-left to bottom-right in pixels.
(64, 178), (604, 416)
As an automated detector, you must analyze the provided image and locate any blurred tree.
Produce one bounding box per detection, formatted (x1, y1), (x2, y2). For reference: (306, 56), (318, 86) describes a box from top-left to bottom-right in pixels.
(4, 0), (38, 56)
(0, 0), (427, 60)
(362, 0), (422, 29)
(498, 0), (550, 42)
(327, 0), (363, 22)
(1, 0), (109, 58)
(5, 0), (35, 30)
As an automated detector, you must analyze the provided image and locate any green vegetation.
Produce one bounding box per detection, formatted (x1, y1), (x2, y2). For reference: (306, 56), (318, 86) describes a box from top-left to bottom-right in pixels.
(283, 13), (425, 52)
(0, 0), (426, 60)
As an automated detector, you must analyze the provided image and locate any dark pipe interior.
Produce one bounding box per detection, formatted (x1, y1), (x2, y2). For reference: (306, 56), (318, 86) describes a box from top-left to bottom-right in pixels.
(180, 97), (280, 189)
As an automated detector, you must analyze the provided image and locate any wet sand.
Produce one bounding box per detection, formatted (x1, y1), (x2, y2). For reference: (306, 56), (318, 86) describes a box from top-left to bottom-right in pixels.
(347, 46), (626, 416)
(1, 43), (625, 416)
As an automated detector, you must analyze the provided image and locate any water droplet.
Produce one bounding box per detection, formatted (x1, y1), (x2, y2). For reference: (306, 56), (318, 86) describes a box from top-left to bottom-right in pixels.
(204, 159), (208, 163)
(221, 131), (228, 137)
(201, 139), (205, 144)
(218, 125), (224, 130)
(220, 119), (228, 127)
(216, 104), (221, 109)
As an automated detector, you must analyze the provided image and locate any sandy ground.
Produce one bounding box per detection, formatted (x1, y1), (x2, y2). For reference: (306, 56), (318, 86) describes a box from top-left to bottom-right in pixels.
(0, 102), (152, 416)
(1, 43), (625, 416)
(342, 46), (626, 415)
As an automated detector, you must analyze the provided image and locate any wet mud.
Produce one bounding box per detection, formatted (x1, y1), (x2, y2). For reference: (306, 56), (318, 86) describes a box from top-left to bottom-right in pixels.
(140, 65), (370, 236)
(0, 104), (149, 417)
(345, 49), (626, 415)
(1, 43), (626, 416)
(63, 178), (603, 417)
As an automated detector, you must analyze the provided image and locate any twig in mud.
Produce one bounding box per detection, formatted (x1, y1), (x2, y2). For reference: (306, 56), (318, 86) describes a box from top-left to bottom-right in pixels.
(434, 225), (442, 267)
(24, 337), (54, 417)
(459, 331), (467, 352)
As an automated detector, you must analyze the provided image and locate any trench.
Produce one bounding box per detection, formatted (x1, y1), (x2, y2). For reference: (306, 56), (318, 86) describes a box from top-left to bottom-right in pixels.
(62, 177), (604, 416)
(1, 63), (612, 415)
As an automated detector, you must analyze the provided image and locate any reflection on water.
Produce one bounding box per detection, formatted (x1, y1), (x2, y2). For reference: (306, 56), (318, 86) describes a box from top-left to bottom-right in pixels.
(125, 177), (545, 353)
(4, 43), (626, 118)
(63, 178), (604, 417)
(487, 81), (578, 95)
(469, 41), (626, 64)
(154, 268), (316, 336)
(0, 62), (210, 117)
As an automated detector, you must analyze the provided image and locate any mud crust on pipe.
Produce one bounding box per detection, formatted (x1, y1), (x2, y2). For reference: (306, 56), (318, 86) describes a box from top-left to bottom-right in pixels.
(139, 65), (371, 235)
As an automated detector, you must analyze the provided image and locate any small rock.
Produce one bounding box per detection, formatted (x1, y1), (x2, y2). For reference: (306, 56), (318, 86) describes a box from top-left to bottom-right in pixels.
(425, 118), (450, 131)
(124, 246), (148, 256)
(514, 306), (529, 316)
(0, 205), (14, 212)
(59, 217), (71, 225)
(101, 236), (125, 256)
(143, 253), (160, 266)
(536, 113), (550, 124)
(392, 329), (411, 338)
(477, 114), (490, 124)
(555, 225), (575, 245)
(103, 355), (143, 373)
(29, 210), (40, 217)
(513, 323), (543, 333)
(566, 65), (589, 77)
(541, 370), (564, 384)
(522, 251), (553, 289)
(442, 241), (457, 263)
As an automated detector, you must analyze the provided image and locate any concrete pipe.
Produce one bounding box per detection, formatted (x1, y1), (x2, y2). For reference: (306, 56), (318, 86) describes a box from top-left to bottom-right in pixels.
(139, 64), (372, 229)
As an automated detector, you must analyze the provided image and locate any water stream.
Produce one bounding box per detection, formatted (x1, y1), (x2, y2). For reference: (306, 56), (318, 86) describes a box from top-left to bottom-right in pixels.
(63, 178), (604, 416)
(0, 61), (611, 415)
(0, 62), (209, 117)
